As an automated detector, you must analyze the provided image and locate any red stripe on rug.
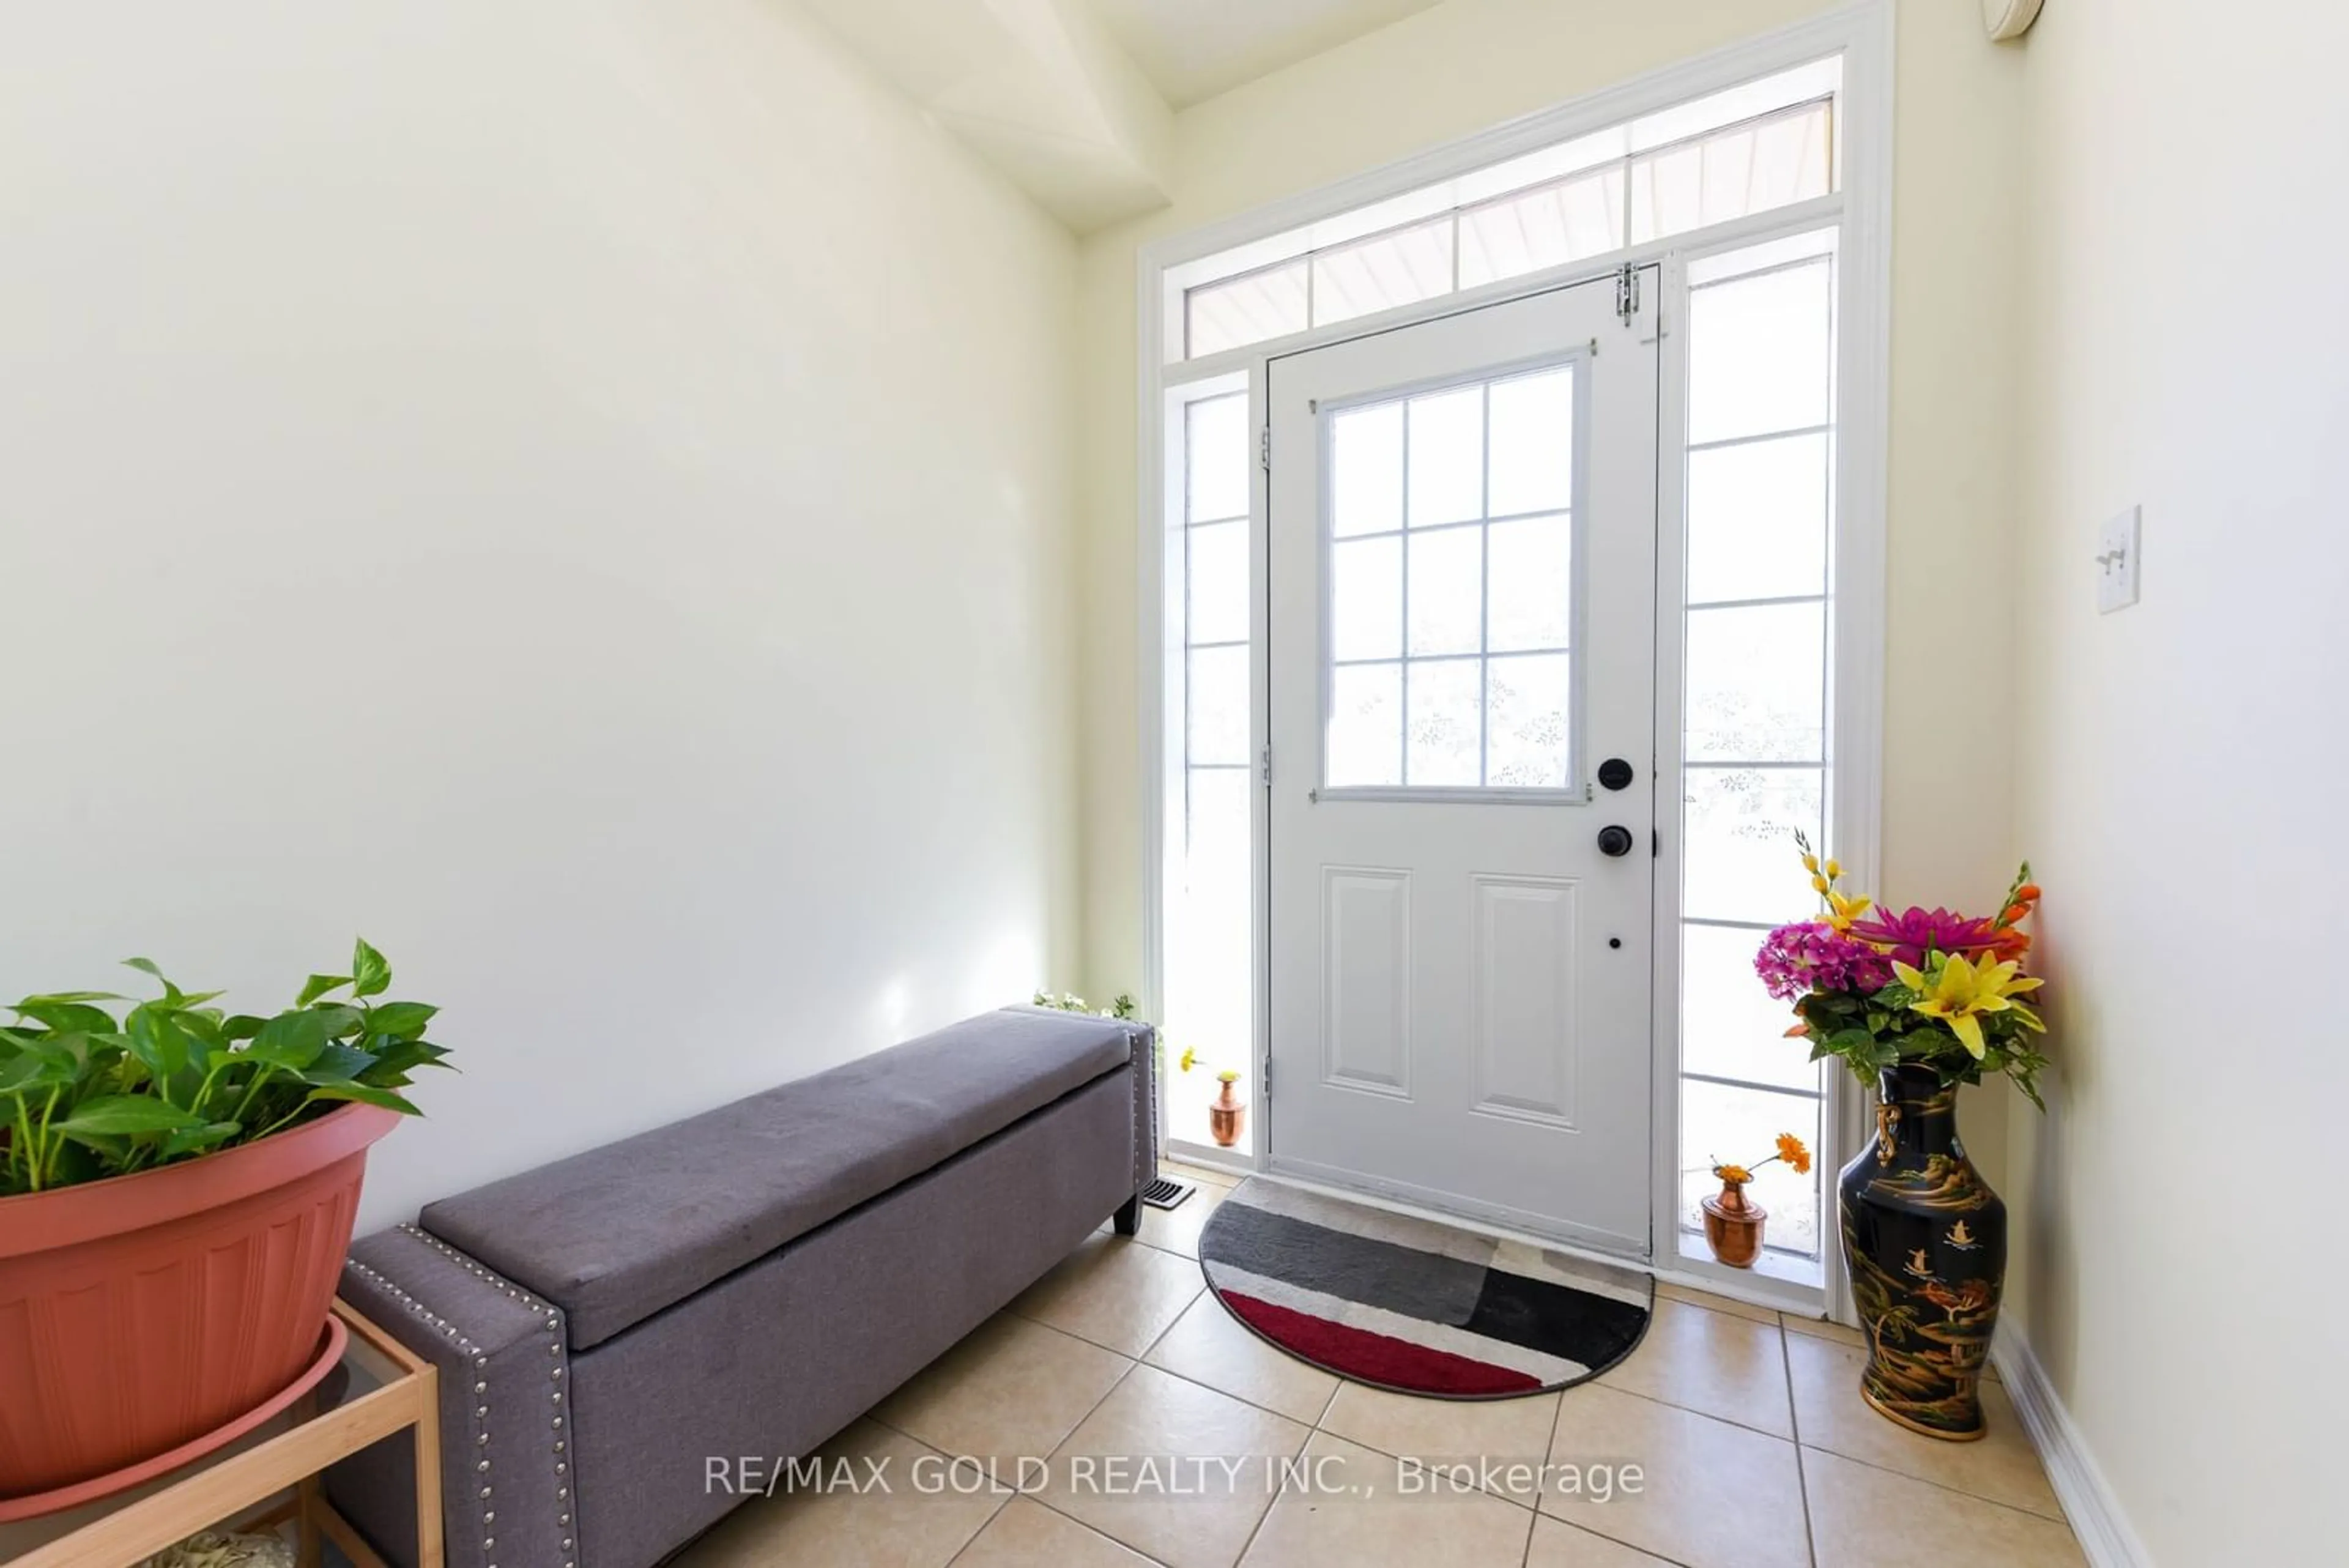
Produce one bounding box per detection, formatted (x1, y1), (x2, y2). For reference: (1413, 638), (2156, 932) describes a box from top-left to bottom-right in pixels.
(1218, 1290), (1543, 1397)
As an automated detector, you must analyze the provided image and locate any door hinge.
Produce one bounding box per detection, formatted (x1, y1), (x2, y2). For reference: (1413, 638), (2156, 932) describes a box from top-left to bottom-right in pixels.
(1615, 264), (1641, 324)
(1260, 746), (1274, 787)
(1258, 424), (1271, 472)
(1262, 1059), (1273, 1101)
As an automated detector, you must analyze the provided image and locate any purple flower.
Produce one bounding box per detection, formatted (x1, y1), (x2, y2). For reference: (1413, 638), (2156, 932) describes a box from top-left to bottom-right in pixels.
(1754, 922), (1896, 1001)
(1845, 906), (2002, 971)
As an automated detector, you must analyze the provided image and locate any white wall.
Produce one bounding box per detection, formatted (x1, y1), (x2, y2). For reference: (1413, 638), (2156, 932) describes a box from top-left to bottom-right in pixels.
(1072, 0), (2028, 1183)
(0, 0), (1081, 1232)
(2009, 1), (2343, 1559)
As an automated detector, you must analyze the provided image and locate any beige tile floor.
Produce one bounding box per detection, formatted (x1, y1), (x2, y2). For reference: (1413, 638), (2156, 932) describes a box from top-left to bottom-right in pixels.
(678, 1164), (2084, 1568)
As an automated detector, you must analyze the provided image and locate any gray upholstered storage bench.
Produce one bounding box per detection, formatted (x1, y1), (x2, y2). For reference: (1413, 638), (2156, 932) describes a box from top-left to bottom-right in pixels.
(326, 1006), (1156, 1568)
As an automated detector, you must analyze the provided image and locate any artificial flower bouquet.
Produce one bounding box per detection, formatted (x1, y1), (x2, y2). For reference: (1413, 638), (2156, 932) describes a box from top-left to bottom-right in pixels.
(1754, 835), (2050, 1107)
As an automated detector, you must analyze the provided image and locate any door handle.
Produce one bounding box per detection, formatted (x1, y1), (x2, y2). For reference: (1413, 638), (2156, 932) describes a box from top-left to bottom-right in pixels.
(1596, 825), (1635, 858)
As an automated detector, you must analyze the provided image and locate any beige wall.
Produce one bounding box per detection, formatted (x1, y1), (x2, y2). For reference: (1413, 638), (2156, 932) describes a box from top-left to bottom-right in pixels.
(1074, 0), (2028, 1181)
(2008, 1), (2342, 1559)
(0, 0), (1082, 1232)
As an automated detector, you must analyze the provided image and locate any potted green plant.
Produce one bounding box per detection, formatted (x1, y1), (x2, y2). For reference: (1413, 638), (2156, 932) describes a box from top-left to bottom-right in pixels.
(1033, 990), (1152, 1070)
(0, 941), (448, 1510)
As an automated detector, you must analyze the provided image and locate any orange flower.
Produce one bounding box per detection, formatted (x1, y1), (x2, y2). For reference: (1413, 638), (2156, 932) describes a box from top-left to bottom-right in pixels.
(1715, 1164), (1753, 1184)
(2016, 883), (2042, 903)
(1775, 1134), (1813, 1175)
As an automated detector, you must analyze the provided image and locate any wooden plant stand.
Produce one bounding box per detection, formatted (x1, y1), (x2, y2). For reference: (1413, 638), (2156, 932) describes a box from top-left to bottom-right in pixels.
(2, 1300), (442, 1568)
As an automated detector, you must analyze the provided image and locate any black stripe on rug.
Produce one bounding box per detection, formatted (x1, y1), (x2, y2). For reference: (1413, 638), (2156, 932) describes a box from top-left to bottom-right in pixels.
(1202, 1197), (1649, 1371)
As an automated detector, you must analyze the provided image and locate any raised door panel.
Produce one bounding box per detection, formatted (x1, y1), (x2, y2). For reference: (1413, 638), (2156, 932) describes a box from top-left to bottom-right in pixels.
(1320, 868), (1412, 1098)
(1470, 874), (1580, 1128)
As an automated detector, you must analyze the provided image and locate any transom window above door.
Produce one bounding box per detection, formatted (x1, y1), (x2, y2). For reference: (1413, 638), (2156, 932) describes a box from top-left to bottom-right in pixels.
(1169, 56), (1842, 363)
(1321, 362), (1582, 793)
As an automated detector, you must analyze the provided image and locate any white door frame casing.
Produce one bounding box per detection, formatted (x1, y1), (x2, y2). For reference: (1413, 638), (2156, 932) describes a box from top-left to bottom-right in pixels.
(1134, 0), (1893, 1317)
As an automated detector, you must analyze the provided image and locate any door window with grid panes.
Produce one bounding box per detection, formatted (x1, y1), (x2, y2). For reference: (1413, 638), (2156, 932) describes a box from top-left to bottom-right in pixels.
(1322, 363), (1581, 795)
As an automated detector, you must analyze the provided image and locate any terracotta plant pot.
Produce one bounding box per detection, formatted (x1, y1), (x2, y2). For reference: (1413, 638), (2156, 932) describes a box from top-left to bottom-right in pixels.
(0, 1102), (400, 1503)
(1208, 1078), (1247, 1149)
(1701, 1177), (1767, 1268)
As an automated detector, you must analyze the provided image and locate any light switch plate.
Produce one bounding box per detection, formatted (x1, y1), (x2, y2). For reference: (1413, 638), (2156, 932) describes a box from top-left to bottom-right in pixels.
(2097, 505), (2141, 614)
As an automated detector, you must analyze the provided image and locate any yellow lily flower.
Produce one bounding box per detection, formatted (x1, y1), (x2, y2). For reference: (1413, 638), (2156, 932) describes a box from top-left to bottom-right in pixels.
(1823, 890), (1873, 932)
(1890, 954), (2046, 1060)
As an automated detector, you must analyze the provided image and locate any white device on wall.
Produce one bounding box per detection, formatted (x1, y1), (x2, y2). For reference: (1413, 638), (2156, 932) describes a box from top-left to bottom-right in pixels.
(1983, 0), (2046, 40)
(2096, 505), (2141, 614)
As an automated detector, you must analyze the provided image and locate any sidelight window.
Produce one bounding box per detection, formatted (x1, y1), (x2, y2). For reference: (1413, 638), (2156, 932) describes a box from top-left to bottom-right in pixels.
(1674, 229), (1841, 1279)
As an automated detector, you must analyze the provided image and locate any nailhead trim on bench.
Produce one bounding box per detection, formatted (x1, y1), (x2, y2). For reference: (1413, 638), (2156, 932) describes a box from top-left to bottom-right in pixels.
(1127, 1025), (1158, 1198)
(398, 1225), (577, 1568)
(345, 1228), (575, 1568)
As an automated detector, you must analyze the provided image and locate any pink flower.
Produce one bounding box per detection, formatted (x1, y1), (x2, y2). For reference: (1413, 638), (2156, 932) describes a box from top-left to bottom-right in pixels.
(1846, 907), (2003, 970)
(1755, 923), (1896, 1000)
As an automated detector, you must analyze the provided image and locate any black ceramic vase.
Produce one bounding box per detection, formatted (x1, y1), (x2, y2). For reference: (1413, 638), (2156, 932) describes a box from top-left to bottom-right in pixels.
(1837, 1061), (2006, 1441)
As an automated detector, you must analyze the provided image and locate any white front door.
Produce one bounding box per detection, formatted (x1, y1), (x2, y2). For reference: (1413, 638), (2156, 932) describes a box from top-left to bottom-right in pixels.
(1266, 270), (1661, 1253)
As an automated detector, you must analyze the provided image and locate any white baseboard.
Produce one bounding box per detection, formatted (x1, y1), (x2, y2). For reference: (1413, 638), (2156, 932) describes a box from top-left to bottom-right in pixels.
(1994, 1332), (2154, 1568)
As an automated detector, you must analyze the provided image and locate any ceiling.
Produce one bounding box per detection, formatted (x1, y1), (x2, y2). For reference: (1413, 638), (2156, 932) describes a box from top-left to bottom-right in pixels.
(1086, 0), (1447, 108)
(792, 0), (1449, 232)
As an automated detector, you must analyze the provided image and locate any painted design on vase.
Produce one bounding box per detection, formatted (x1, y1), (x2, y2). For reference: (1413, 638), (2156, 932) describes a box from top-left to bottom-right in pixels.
(1838, 1063), (2007, 1441)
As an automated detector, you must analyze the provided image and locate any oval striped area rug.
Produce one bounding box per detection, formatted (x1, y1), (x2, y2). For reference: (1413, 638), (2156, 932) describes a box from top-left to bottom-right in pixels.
(1196, 1178), (1653, 1399)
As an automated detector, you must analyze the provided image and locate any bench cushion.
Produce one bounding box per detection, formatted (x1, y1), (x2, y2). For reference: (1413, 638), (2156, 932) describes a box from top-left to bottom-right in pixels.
(418, 1007), (1135, 1349)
